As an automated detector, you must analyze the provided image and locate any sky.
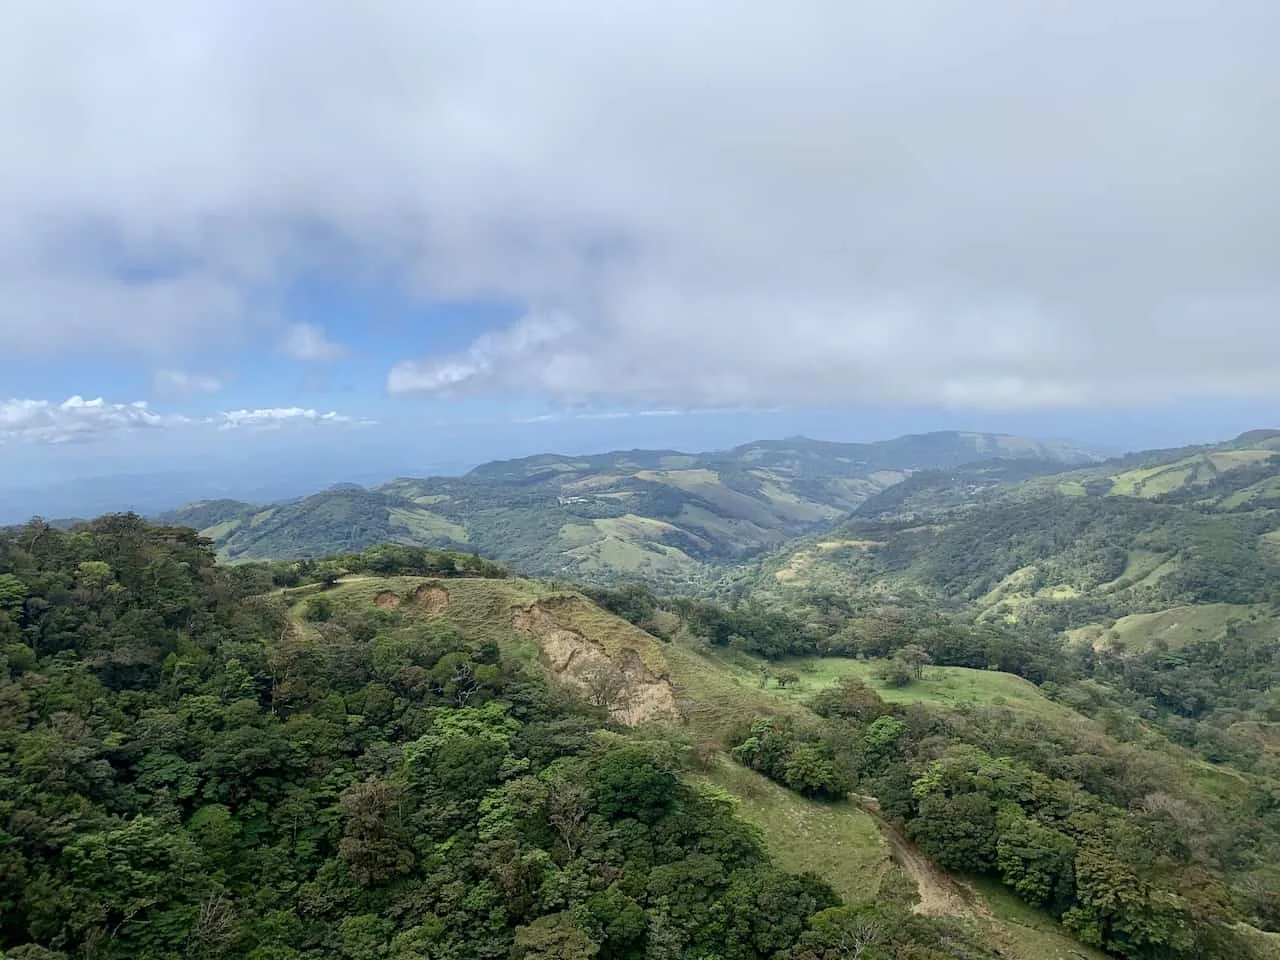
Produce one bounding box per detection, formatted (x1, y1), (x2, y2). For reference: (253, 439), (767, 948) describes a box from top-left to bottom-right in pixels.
(2, 1), (1278, 510)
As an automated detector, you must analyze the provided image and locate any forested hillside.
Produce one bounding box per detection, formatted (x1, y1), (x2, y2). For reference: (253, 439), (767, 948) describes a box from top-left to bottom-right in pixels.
(157, 431), (1093, 584)
(0, 517), (1022, 959)
(7, 428), (1280, 960)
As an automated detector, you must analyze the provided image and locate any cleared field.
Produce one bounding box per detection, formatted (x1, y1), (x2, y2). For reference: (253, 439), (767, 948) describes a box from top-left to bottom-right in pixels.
(697, 759), (894, 903)
(556, 517), (704, 577)
(1220, 474), (1280, 508)
(1066, 603), (1264, 653)
(1264, 529), (1280, 558)
(767, 657), (1085, 724)
(633, 467), (720, 488)
(200, 518), (241, 541)
(386, 506), (468, 542)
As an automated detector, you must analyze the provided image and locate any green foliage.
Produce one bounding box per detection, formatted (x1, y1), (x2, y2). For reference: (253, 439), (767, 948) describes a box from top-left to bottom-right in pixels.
(732, 669), (1273, 960)
(0, 517), (856, 960)
(995, 812), (1076, 911)
(876, 657), (916, 688)
(809, 675), (888, 723)
(731, 718), (853, 800)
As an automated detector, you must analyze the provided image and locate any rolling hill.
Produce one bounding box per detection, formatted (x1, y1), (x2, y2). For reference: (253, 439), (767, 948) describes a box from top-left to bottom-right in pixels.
(746, 429), (1280, 617)
(7, 511), (1279, 958)
(732, 429), (1280, 783)
(157, 431), (1095, 583)
(288, 570), (1120, 959)
(275, 565), (1279, 958)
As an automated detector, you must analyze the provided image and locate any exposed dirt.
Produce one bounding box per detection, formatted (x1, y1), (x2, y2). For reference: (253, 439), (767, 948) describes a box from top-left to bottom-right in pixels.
(373, 591), (402, 609)
(512, 604), (678, 726)
(412, 583), (450, 615)
(853, 795), (980, 918)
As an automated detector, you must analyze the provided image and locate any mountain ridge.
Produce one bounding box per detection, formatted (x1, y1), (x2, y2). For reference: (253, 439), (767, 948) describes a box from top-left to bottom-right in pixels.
(156, 430), (1097, 580)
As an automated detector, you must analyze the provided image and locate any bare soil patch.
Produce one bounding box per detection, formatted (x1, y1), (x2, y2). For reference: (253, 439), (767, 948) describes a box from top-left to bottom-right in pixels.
(512, 604), (678, 726)
(373, 591), (401, 609)
(412, 582), (450, 615)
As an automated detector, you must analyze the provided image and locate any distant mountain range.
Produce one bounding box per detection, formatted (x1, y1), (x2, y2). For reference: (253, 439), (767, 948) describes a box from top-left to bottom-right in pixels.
(738, 428), (1280, 626)
(154, 431), (1098, 584)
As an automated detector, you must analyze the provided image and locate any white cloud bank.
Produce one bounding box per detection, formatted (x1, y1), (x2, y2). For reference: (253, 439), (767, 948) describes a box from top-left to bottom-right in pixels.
(215, 407), (358, 431)
(0, 396), (369, 444)
(3, 2), (1280, 408)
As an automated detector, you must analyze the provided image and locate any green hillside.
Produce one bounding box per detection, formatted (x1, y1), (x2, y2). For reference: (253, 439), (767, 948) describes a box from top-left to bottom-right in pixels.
(302, 572), (1119, 960)
(748, 430), (1280, 618)
(160, 431), (1094, 584)
(726, 433), (1280, 800)
(7, 511), (1280, 958)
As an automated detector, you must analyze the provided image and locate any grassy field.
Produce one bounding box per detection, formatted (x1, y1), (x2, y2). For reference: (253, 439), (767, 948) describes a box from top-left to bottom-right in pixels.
(1221, 474), (1280, 508)
(696, 759), (894, 903)
(761, 657), (1087, 723)
(555, 516), (705, 578)
(1264, 529), (1280, 558)
(1065, 602), (1268, 652)
(1093, 448), (1276, 501)
(964, 876), (1111, 960)
(387, 506), (468, 542)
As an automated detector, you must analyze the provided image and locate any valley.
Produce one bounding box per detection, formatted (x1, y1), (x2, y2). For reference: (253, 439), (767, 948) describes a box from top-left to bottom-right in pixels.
(158, 431), (1096, 585)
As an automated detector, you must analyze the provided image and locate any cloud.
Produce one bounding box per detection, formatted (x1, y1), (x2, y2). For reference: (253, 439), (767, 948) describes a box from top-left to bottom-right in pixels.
(0, 396), (178, 444)
(3, 2), (1280, 408)
(281, 323), (347, 361)
(387, 312), (574, 396)
(213, 407), (368, 430)
(0, 396), (368, 444)
(152, 369), (223, 398)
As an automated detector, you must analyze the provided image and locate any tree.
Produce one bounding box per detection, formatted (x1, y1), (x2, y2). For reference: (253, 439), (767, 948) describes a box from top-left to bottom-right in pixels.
(812, 676), (889, 722)
(897, 644), (933, 681)
(512, 913), (598, 959)
(794, 903), (894, 960)
(784, 744), (848, 799)
(0, 573), (27, 620)
(581, 661), (632, 712)
(723, 868), (840, 956)
(907, 791), (998, 873)
(875, 658), (914, 688)
(775, 671), (801, 689)
(546, 778), (590, 857)
(590, 747), (676, 824)
(996, 814), (1075, 910)
(304, 596), (333, 622)
(338, 780), (414, 885)
(860, 716), (906, 774)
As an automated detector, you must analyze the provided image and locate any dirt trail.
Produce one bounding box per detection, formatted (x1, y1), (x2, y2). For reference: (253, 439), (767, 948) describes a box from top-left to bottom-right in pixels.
(512, 604), (678, 726)
(853, 795), (984, 918)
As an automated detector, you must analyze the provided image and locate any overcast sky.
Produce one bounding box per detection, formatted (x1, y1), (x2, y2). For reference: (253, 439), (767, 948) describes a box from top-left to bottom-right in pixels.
(1, 1), (1278, 496)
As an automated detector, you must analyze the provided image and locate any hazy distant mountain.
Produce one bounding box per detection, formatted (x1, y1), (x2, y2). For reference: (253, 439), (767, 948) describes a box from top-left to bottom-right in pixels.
(158, 431), (1096, 584)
